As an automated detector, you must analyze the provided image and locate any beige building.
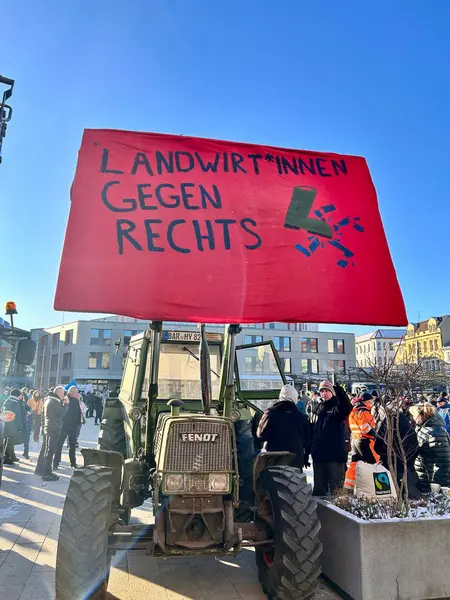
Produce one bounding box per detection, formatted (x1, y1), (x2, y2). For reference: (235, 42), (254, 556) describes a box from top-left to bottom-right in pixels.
(395, 316), (450, 372)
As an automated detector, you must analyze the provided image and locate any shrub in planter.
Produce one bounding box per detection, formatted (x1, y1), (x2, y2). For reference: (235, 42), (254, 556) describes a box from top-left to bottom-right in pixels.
(318, 493), (450, 600)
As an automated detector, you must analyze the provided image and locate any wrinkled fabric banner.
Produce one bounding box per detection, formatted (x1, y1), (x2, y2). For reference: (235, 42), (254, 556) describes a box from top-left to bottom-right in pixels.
(54, 129), (406, 326)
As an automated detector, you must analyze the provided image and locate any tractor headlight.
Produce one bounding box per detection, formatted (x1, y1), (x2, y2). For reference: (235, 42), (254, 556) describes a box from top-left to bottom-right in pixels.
(128, 407), (141, 422)
(208, 473), (230, 493)
(164, 474), (185, 493)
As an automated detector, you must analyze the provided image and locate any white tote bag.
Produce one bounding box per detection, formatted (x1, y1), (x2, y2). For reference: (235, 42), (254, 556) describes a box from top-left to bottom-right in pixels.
(355, 462), (397, 500)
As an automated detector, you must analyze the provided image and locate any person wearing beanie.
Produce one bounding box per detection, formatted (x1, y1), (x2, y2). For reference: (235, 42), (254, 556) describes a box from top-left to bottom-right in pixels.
(310, 379), (352, 495)
(34, 386), (68, 481)
(344, 392), (379, 492)
(53, 385), (82, 469)
(2, 389), (26, 465)
(257, 384), (311, 469)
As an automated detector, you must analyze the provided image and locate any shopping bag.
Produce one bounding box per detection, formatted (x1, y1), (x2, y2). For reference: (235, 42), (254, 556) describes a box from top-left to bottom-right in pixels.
(355, 461), (397, 500)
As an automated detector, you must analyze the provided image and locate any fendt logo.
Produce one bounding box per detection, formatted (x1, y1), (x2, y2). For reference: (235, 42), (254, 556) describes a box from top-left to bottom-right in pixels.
(180, 433), (219, 442)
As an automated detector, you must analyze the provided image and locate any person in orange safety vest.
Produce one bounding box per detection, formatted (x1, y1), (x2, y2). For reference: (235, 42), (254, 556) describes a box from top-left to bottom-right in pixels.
(344, 391), (380, 491)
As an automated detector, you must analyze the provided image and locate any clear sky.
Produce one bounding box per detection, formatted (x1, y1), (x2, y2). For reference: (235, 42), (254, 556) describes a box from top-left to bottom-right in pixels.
(2, 1), (449, 335)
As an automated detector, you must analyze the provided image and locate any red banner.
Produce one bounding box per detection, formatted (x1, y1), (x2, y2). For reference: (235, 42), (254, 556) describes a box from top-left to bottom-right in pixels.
(54, 129), (406, 326)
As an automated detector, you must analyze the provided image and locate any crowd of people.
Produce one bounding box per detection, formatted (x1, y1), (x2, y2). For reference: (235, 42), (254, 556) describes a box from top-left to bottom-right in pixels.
(0, 384), (109, 481)
(2, 379), (449, 498)
(256, 382), (450, 497)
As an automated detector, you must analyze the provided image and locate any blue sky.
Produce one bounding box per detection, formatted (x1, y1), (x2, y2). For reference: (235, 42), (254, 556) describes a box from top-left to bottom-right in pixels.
(2, 1), (449, 335)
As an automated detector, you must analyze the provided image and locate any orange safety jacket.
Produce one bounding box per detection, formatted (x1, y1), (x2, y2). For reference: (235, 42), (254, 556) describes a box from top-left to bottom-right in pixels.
(348, 401), (376, 439)
(344, 401), (380, 490)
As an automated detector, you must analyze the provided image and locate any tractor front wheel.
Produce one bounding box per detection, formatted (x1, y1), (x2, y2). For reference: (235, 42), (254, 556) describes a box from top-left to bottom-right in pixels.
(55, 466), (115, 600)
(255, 466), (322, 600)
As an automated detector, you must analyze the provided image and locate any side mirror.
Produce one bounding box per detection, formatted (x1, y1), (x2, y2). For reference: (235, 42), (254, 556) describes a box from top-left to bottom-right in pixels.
(16, 338), (37, 365)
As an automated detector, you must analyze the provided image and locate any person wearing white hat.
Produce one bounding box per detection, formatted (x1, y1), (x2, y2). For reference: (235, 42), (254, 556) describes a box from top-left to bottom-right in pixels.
(310, 379), (352, 495)
(257, 384), (310, 469)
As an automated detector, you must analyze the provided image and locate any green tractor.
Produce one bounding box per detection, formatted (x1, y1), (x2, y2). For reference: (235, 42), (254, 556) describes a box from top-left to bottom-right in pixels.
(55, 323), (322, 600)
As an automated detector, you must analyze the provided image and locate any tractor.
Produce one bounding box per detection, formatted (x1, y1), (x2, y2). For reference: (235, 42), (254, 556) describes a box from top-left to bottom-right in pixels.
(55, 323), (322, 600)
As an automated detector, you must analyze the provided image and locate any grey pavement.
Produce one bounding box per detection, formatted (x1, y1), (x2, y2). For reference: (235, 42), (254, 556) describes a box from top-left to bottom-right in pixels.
(0, 420), (341, 600)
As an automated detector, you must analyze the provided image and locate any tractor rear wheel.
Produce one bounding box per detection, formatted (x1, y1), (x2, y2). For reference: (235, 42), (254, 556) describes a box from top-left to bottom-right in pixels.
(255, 466), (322, 600)
(98, 399), (127, 458)
(56, 466), (115, 600)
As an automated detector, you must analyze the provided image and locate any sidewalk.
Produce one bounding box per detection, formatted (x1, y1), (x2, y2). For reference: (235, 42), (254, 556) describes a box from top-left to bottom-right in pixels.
(0, 420), (340, 600)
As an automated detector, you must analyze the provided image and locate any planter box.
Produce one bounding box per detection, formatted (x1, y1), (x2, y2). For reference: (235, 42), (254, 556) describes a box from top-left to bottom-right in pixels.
(317, 499), (450, 600)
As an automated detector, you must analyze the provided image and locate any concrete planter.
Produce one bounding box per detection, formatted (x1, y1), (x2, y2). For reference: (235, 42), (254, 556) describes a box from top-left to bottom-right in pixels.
(317, 499), (450, 600)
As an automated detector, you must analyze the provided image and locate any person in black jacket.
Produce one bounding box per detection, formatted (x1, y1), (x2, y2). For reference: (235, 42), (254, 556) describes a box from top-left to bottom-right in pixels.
(2, 389), (26, 465)
(373, 399), (420, 498)
(310, 380), (352, 496)
(257, 385), (310, 469)
(53, 386), (82, 469)
(409, 404), (450, 493)
(34, 386), (67, 481)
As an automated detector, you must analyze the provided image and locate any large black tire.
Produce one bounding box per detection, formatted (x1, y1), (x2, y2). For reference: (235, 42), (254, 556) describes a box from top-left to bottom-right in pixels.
(98, 400), (127, 458)
(255, 466), (322, 600)
(56, 466), (114, 600)
(234, 419), (257, 522)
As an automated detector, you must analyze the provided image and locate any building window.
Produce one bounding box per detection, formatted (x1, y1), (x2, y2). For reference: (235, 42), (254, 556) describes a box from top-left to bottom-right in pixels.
(90, 329), (112, 345)
(64, 330), (73, 346)
(244, 335), (263, 344)
(328, 359), (346, 373)
(283, 358), (291, 373)
(424, 341), (428, 353)
(244, 356), (262, 373)
(88, 352), (111, 369)
(50, 354), (58, 371)
(49, 377), (56, 387)
(328, 339), (345, 354)
(301, 358), (319, 374)
(273, 337), (291, 352)
(123, 330), (139, 346)
(52, 333), (60, 349)
(268, 323), (275, 330)
(61, 376), (70, 384)
(389, 342), (394, 351)
(62, 353), (72, 370)
(377, 341), (381, 351)
(301, 338), (318, 353)
(434, 339), (438, 351)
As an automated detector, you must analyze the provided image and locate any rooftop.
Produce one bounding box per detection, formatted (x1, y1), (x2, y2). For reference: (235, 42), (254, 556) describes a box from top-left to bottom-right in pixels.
(356, 328), (406, 343)
(408, 316), (448, 334)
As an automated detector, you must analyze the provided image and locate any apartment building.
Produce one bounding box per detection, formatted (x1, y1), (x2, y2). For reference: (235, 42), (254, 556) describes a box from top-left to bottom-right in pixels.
(356, 329), (407, 369)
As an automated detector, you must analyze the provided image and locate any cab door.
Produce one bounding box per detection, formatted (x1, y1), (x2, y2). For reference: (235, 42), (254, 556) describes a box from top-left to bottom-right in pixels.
(234, 341), (290, 414)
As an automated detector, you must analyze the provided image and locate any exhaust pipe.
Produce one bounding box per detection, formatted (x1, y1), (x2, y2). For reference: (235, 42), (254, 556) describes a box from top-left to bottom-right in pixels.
(200, 324), (212, 415)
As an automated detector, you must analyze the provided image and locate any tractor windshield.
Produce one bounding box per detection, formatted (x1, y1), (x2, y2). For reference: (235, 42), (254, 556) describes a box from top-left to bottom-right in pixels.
(143, 342), (221, 401)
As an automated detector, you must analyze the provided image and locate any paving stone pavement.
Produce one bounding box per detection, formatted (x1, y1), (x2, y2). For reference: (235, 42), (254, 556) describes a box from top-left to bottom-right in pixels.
(0, 420), (342, 600)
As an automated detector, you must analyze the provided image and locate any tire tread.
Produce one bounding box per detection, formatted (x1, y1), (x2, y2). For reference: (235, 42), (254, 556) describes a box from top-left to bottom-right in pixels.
(55, 466), (114, 600)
